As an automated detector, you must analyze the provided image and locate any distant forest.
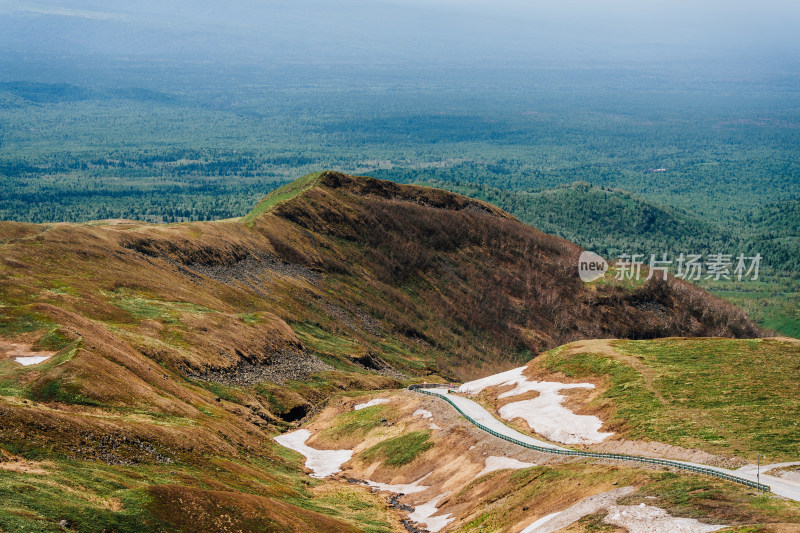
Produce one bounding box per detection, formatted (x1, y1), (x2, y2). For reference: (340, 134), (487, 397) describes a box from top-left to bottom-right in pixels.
(0, 76), (798, 337)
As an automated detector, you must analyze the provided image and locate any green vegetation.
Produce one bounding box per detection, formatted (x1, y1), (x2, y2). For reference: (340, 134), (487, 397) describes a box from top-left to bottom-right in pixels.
(540, 338), (800, 460)
(0, 308), (53, 337)
(709, 277), (800, 339)
(307, 485), (395, 533)
(29, 378), (105, 407)
(0, 448), (396, 533)
(620, 471), (800, 526)
(189, 379), (244, 404)
(360, 430), (433, 467)
(33, 328), (72, 352)
(103, 288), (215, 324)
(321, 405), (389, 441)
(1, 79), (796, 336)
(292, 322), (361, 360)
(573, 513), (617, 532)
(0, 465), (165, 532)
(243, 172), (323, 223)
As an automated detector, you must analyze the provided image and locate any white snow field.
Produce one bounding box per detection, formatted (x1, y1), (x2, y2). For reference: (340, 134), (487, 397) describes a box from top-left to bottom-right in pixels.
(458, 366), (613, 444)
(353, 398), (390, 410)
(474, 456), (535, 479)
(408, 493), (454, 532)
(14, 355), (52, 366)
(458, 366), (527, 394)
(1, 341), (55, 366)
(273, 429), (352, 478)
(413, 408), (433, 419)
(519, 487), (635, 532)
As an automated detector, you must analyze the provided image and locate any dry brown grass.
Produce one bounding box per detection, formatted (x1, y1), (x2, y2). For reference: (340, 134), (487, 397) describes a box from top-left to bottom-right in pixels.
(0, 171), (767, 531)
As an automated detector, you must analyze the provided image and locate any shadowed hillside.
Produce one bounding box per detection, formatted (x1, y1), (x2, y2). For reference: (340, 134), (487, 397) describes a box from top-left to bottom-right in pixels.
(0, 171), (761, 530)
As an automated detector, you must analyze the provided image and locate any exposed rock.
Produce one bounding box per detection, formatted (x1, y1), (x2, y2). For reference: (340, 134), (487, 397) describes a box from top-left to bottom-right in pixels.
(186, 349), (332, 386)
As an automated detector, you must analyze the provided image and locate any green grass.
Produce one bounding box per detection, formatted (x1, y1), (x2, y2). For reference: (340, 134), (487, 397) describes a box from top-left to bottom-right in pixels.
(540, 350), (665, 438)
(28, 378), (105, 407)
(239, 312), (260, 326)
(0, 459), (169, 532)
(308, 485), (395, 533)
(189, 379), (244, 404)
(621, 471), (800, 525)
(320, 404), (389, 441)
(762, 312), (800, 338)
(292, 322), (360, 358)
(32, 328), (72, 352)
(360, 430), (433, 467)
(242, 171), (324, 223)
(0, 308), (53, 337)
(0, 446), (397, 533)
(573, 513), (618, 532)
(541, 338), (800, 460)
(102, 288), (215, 324)
(708, 277), (800, 339)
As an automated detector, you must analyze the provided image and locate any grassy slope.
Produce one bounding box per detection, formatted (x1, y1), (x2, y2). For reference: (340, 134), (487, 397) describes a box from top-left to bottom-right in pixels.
(0, 445), (397, 533)
(537, 338), (800, 461)
(242, 171), (324, 223)
(0, 172), (769, 530)
(456, 466), (799, 532)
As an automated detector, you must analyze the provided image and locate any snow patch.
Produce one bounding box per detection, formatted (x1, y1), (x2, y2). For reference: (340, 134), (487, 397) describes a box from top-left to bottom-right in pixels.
(604, 503), (726, 533)
(408, 494), (454, 533)
(14, 356), (52, 366)
(520, 511), (562, 533)
(519, 486), (635, 533)
(459, 368), (613, 444)
(518, 487), (725, 533)
(428, 422), (441, 430)
(273, 429), (352, 478)
(365, 473), (431, 494)
(413, 408), (433, 419)
(458, 366), (526, 394)
(475, 456), (535, 479)
(1, 341), (55, 366)
(354, 398), (390, 410)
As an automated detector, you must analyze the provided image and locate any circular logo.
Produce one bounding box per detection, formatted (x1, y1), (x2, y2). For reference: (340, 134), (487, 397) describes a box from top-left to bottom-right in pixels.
(578, 251), (608, 282)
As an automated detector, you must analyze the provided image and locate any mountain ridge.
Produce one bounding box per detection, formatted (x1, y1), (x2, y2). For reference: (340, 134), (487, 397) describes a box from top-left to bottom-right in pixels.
(0, 171), (763, 530)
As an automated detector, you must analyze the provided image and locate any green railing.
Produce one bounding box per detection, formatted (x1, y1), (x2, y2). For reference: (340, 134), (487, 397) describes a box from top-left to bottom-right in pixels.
(409, 384), (770, 493)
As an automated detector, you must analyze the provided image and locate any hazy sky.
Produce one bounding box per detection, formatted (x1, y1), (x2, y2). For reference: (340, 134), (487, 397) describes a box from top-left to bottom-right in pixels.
(2, 0), (798, 82)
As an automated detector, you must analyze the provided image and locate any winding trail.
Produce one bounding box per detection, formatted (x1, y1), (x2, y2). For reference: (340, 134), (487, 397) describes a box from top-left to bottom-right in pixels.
(417, 388), (800, 502)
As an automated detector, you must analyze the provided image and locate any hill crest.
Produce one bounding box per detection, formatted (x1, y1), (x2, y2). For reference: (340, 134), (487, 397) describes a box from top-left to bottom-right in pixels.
(244, 171), (514, 223)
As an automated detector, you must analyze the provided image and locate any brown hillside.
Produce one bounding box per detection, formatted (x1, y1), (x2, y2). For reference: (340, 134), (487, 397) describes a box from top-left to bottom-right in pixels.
(0, 171), (760, 529)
